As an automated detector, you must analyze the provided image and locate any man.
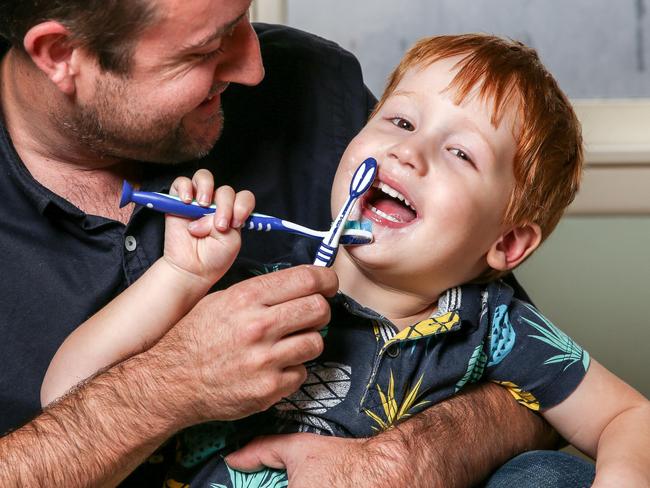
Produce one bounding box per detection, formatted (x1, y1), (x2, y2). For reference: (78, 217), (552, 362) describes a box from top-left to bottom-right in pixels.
(0, 0), (578, 486)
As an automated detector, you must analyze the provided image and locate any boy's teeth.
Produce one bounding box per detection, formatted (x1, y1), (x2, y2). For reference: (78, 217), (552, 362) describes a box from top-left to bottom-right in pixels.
(376, 182), (415, 211)
(369, 205), (401, 223)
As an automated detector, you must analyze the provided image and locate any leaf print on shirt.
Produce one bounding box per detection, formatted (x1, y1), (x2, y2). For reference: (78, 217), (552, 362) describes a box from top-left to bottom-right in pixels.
(455, 344), (488, 392)
(521, 304), (590, 372)
(177, 422), (234, 468)
(380, 311), (461, 354)
(364, 371), (430, 431)
(210, 466), (288, 488)
(164, 480), (189, 488)
(493, 380), (541, 411)
(487, 304), (516, 367)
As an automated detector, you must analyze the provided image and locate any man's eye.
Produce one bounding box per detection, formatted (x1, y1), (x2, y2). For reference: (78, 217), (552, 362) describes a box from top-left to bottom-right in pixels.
(390, 117), (415, 131)
(195, 47), (225, 63)
(449, 148), (473, 164)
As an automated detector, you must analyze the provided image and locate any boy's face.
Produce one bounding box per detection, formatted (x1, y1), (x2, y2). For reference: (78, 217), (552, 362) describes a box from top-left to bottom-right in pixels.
(331, 57), (519, 297)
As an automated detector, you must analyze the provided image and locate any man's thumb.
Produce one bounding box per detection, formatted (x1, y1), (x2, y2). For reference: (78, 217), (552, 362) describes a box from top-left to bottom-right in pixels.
(225, 435), (288, 472)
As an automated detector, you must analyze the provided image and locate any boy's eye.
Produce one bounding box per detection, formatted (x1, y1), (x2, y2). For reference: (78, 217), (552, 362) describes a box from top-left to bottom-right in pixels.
(449, 148), (474, 164)
(390, 117), (415, 131)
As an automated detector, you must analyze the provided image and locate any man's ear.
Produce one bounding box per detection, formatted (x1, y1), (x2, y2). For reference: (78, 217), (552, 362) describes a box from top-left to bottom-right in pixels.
(486, 223), (542, 272)
(23, 21), (78, 95)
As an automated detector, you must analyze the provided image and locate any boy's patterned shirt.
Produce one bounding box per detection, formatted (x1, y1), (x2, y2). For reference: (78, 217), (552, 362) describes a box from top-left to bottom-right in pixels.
(177, 276), (590, 487)
(273, 280), (589, 437)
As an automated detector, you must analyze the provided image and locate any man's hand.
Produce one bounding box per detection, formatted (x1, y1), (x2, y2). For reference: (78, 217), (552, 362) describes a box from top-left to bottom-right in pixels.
(152, 265), (339, 425)
(225, 384), (560, 488)
(225, 433), (404, 488)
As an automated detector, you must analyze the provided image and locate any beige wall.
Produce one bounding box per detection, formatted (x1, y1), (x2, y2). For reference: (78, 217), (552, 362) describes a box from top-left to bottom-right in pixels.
(525, 101), (650, 399)
(517, 216), (650, 397)
(569, 100), (650, 216)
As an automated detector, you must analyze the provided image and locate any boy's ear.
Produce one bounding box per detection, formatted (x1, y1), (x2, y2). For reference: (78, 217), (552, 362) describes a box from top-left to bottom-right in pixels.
(23, 21), (79, 95)
(486, 223), (542, 272)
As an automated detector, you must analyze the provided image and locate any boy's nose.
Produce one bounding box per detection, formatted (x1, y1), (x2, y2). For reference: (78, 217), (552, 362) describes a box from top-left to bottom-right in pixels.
(389, 137), (428, 176)
(214, 18), (265, 86)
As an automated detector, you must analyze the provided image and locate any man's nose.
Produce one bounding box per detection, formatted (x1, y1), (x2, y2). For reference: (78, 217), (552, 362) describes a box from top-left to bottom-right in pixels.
(215, 19), (265, 86)
(388, 136), (429, 176)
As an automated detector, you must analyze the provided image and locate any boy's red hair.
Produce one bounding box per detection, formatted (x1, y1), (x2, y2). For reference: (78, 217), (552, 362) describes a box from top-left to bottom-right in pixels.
(375, 34), (583, 246)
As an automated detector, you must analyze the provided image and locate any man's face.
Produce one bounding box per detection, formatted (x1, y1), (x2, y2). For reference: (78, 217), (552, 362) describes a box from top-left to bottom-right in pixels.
(61, 0), (264, 163)
(331, 57), (519, 298)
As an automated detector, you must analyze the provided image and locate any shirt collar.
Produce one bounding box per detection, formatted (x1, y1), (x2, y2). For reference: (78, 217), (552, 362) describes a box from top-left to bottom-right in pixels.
(334, 280), (515, 347)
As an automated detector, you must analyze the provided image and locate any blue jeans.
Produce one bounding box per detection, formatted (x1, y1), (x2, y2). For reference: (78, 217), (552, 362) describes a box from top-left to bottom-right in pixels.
(482, 450), (595, 488)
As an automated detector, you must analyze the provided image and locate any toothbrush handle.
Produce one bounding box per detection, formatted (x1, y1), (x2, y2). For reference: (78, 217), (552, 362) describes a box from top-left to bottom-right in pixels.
(313, 195), (357, 267)
(124, 183), (324, 239)
(246, 214), (322, 240)
(249, 216), (370, 245)
(121, 182), (370, 244)
(132, 195), (313, 239)
(129, 190), (214, 219)
(126, 188), (279, 229)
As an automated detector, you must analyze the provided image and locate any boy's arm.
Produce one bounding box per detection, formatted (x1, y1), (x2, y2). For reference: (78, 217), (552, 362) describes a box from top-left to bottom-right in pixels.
(40, 257), (212, 406)
(42, 174), (252, 407)
(226, 382), (559, 487)
(543, 360), (650, 487)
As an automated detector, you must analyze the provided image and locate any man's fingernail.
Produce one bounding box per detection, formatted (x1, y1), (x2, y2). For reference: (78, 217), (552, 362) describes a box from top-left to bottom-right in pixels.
(217, 218), (228, 229)
(188, 221), (198, 231)
(232, 220), (242, 229)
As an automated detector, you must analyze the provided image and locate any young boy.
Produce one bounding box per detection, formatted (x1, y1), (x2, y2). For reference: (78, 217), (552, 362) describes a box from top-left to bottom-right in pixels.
(42, 34), (650, 487)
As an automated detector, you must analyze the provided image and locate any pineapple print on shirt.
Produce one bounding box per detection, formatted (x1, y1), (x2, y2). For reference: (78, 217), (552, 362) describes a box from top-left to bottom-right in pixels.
(274, 361), (352, 435)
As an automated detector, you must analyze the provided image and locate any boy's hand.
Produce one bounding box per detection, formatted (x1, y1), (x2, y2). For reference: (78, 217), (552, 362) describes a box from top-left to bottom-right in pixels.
(164, 169), (255, 287)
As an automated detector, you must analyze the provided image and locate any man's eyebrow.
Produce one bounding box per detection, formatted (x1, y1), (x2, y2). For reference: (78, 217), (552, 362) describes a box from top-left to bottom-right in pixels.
(179, 11), (247, 52)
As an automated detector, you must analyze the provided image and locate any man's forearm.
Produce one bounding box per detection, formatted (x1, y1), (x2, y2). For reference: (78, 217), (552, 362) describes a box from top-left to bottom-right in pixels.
(0, 266), (338, 487)
(0, 349), (185, 487)
(356, 382), (558, 487)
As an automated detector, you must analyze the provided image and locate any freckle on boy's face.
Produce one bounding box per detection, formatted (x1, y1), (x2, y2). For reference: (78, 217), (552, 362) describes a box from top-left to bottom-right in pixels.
(331, 57), (519, 298)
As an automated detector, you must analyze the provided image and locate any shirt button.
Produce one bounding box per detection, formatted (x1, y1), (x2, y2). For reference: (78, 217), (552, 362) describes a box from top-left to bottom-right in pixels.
(124, 235), (137, 252)
(386, 344), (400, 358)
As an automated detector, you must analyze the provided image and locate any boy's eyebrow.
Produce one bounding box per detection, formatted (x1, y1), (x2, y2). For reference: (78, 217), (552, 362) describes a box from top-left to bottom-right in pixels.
(390, 90), (416, 99)
(179, 11), (247, 52)
(458, 116), (497, 162)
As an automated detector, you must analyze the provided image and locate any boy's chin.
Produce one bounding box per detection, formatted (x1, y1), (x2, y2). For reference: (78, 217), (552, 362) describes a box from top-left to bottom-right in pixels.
(344, 244), (390, 271)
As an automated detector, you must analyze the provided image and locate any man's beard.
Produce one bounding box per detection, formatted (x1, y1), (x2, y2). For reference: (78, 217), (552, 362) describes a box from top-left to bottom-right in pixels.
(54, 77), (223, 164)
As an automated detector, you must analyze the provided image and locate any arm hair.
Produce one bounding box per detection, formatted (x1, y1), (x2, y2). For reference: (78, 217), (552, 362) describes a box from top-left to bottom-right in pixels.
(339, 382), (558, 487)
(0, 346), (189, 487)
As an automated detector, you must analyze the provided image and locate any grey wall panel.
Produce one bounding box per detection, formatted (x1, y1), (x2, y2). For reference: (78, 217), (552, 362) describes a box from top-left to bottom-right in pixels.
(288, 0), (650, 98)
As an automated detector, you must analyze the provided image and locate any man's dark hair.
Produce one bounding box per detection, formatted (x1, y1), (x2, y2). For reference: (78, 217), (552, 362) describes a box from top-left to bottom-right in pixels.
(0, 0), (158, 74)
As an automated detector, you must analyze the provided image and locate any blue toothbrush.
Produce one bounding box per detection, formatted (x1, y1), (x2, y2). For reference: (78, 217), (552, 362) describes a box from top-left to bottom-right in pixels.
(313, 157), (377, 266)
(120, 181), (373, 245)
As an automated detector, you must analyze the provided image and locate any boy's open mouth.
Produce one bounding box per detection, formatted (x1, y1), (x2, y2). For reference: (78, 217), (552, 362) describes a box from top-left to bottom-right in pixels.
(361, 180), (417, 227)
